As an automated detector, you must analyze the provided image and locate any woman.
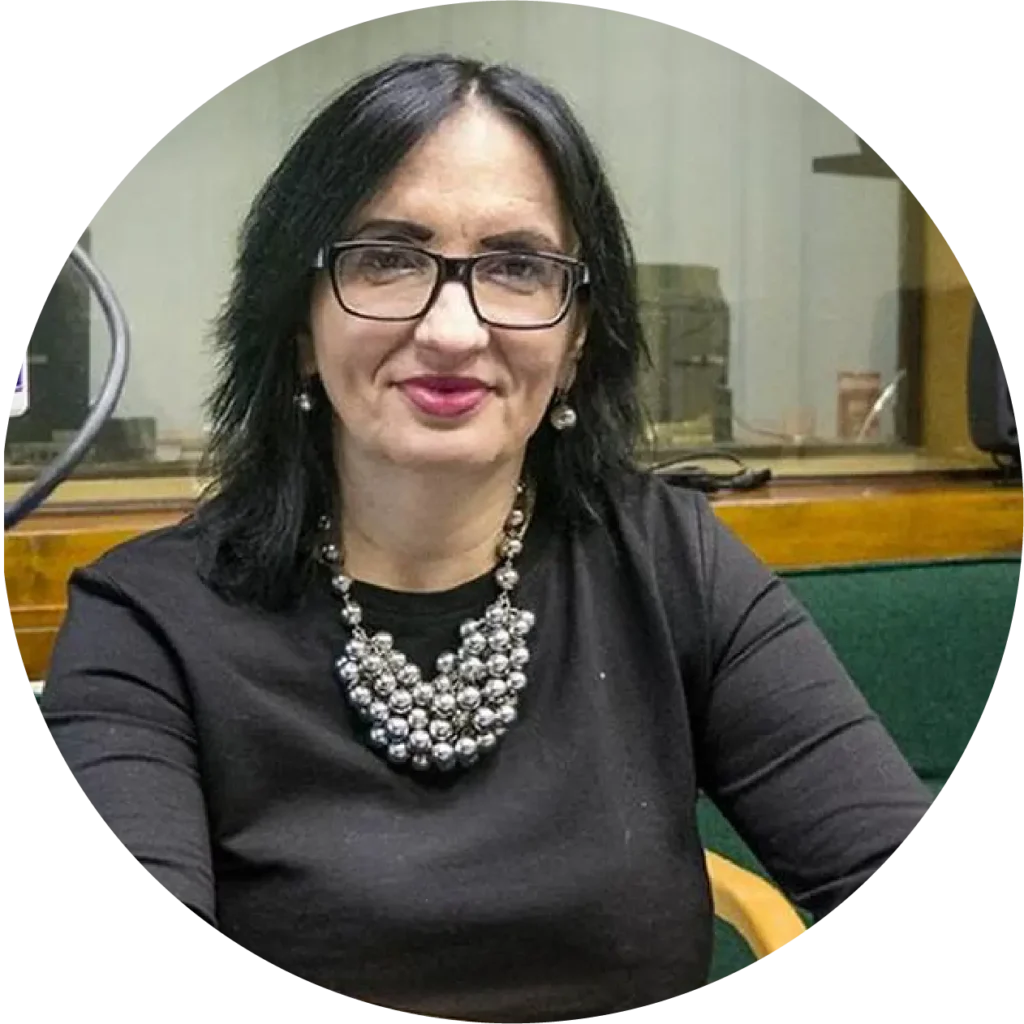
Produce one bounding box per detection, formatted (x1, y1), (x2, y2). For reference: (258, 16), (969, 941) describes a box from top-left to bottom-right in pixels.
(41, 55), (931, 1021)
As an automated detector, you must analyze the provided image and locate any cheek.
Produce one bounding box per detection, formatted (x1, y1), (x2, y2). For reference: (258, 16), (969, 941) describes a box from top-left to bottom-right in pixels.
(311, 308), (401, 401)
(503, 333), (572, 404)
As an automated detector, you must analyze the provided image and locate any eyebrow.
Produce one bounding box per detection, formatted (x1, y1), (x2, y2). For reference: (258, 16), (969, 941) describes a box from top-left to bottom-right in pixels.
(480, 229), (563, 253)
(351, 219), (564, 254)
(352, 219), (433, 242)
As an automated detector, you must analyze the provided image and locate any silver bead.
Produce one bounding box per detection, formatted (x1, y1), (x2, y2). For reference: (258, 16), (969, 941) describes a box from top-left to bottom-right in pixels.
(296, 388), (314, 413)
(457, 686), (482, 710)
(497, 703), (518, 726)
(486, 653), (509, 677)
(408, 729), (431, 754)
(335, 658), (360, 683)
(432, 742), (457, 770)
(455, 736), (479, 764)
(412, 683), (435, 707)
(477, 732), (498, 753)
(372, 674), (396, 698)
(349, 685), (372, 708)
(499, 537), (523, 559)
(429, 719), (454, 742)
(408, 707), (429, 731)
(321, 542), (341, 564)
(509, 646), (530, 668)
(369, 701), (389, 724)
(433, 693), (457, 717)
(473, 707), (496, 731)
(483, 679), (509, 703)
(495, 566), (519, 591)
(389, 689), (413, 713)
(341, 605), (362, 626)
(508, 671), (528, 692)
(460, 657), (486, 682)
(511, 612), (535, 638)
(386, 717), (409, 740)
(436, 652), (457, 675)
(410, 753), (432, 771)
(371, 632), (393, 653)
(368, 725), (388, 748)
(494, 725), (507, 738)
(463, 632), (487, 656)
(387, 742), (410, 763)
(331, 574), (352, 596)
(485, 604), (508, 627)
(488, 628), (511, 651)
(433, 674), (453, 693)
(317, 515), (332, 531)
(508, 509), (526, 529)
(346, 638), (367, 659)
(398, 663), (421, 687)
(363, 654), (384, 677)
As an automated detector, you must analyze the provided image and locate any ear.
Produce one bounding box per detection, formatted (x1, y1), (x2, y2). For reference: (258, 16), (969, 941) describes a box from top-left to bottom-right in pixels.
(558, 322), (587, 391)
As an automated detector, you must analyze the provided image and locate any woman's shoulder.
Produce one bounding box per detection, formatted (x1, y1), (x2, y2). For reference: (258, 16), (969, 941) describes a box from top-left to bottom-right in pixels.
(75, 515), (209, 602)
(601, 468), (714, 549)
(553, 469), (723, 598)
(615, 467), (707, 509)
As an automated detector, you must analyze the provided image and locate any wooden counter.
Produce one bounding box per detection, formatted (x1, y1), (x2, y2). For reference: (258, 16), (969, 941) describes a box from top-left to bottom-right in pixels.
(5, 477), (1021, 682)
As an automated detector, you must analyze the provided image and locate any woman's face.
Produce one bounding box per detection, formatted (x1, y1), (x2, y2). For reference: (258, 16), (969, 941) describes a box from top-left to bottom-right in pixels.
(306, 102), (586, 475)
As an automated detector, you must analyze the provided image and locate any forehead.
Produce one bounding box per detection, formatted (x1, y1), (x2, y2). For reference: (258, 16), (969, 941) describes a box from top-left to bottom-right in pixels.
(355, 102), (570, 248)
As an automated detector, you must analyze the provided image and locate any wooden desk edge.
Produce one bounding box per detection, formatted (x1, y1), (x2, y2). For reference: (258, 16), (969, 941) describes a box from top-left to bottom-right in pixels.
(7, 477), (1022, 681)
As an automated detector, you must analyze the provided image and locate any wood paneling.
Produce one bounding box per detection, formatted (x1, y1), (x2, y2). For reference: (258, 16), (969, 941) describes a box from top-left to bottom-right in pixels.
(716, 481), (1021, 569)
(5, 506), (188, 610)
(6, 481), (1021, 682)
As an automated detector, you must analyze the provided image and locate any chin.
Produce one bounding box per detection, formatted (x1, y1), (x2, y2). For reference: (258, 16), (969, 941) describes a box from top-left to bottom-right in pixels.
(379, 429), (509, 470)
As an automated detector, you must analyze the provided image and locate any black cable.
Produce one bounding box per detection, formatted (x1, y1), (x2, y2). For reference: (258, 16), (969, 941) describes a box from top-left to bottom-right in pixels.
(651, 449), (747, 473)
(651, 449), (773, 494)
(5, 246), (131, 530)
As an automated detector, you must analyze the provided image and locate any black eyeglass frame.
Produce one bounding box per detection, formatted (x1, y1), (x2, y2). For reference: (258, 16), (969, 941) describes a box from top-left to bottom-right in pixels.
(313, 240), (590, 330)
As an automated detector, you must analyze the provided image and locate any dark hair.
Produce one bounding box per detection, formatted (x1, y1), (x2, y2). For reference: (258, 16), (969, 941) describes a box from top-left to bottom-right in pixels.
(197, 53), (650, 609)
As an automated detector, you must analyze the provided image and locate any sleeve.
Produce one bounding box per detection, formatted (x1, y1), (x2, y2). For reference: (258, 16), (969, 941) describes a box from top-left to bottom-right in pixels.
(39, 567), (217, 925)
(689, 498), (933, 920)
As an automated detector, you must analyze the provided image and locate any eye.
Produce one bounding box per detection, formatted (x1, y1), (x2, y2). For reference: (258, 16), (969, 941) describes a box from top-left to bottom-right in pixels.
(478, 253), (559, 291)
(359, 247), (421, 273)
(493, 254), (542, 279)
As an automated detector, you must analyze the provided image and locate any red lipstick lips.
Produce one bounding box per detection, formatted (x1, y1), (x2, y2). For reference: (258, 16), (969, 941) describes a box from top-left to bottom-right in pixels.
(398, 376), (492, 419)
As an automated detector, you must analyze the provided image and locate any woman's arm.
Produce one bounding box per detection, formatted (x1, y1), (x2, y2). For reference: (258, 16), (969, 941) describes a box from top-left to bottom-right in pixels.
(40, 568), (217, 924)
(689, 498), (932, 920)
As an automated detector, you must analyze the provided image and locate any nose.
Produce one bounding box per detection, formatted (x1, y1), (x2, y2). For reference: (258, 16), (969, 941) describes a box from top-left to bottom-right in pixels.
(412, 280), (490, 355)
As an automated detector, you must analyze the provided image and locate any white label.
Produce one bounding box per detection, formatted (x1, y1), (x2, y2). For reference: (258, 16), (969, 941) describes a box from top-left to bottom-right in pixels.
(11, 361), (29, 417)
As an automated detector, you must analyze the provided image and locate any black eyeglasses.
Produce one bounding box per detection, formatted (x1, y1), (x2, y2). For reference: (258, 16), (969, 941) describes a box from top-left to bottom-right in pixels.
(313, 240), (589, 330)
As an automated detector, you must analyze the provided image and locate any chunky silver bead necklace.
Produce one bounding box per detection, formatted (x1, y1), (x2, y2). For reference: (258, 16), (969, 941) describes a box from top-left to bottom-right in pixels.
(321, 485), (535, 773)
